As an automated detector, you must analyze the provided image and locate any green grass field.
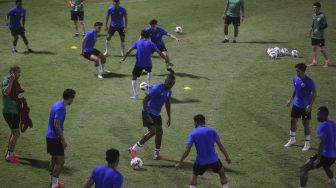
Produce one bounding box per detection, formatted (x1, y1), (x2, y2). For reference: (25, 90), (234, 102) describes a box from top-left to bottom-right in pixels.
(0, 0), (336, 187)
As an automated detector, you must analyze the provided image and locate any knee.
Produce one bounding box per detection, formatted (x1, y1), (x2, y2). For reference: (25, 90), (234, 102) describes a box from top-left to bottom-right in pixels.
(320, 48), (325, 53)
(101, 56), (106, 62)
(156, 128), (163, 136)
(12, 130), (20, 138)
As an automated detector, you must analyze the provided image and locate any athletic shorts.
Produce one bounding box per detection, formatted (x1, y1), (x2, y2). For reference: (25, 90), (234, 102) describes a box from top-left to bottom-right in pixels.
(291, 105), (311, 120)
(83, 48), (101, 60)
(108, 27), (125, 38)
(46, 138), (64, 156)
(10, 28), (25, 37)
(3, 113), (20, 130)
(71, 10), (84, 21)
(142, 111), (162, 127)
(310, 154), (336, 169)
(193, 160), (223, 176)
(224, 15), (240, 26)
(311, 38), (325, 47)
(157, 45), (167, 52)
(132, 65), (152, 78)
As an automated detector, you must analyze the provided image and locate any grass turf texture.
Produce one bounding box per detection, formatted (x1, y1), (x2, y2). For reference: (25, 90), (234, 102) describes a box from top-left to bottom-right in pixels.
(0, 0), (336, 187)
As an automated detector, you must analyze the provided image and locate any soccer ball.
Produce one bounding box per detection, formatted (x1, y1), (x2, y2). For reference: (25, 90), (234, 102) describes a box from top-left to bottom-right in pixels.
(280, 48), (289, 56)
(291, 50), (299, 58)
(266, 48), (273, 55)
(269, 51), (278, 59)
(175, 26), (183, 33)
(130, 157), (143, 169)
(139, 82), (149, 91)
(273, 47), (281, 54)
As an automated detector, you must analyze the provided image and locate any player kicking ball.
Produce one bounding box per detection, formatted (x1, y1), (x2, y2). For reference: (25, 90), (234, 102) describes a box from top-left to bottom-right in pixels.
(82, 22), (111, 79)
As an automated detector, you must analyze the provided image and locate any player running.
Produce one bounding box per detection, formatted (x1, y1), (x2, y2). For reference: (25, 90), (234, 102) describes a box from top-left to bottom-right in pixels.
(300, 106), (336, 187)
(284, 63), (317, 151)
(82, 22), (111, 79)
(6, 0), (32, 53)
(70, 0), (86, 37)
(145, 19), (180, 73)
(222, 0), (245, 43)
(121, 30), (172, 100)
(104, 0), (127, 57)
(128, 74), (175, 160)
(176, 114), (231, 188)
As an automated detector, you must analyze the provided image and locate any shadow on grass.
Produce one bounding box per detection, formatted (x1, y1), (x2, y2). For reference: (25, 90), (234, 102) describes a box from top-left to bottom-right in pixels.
(21, 51), (56, 55)
(157, 72), (210, 80)
(99, 72), (130, 78)
(238, 41), (288, 44)
(97, 34), (107, 37)
(170, 97), (200, 104)
(17, 157), (77, 175)
(291, 144), (317, 151)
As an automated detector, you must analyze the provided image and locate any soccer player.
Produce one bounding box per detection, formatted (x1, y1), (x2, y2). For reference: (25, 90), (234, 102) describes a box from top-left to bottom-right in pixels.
(145, 19), (180, 73)
(120, 30), (172, 100)
(70, 0), (86, 37)
(128, 74), (175, 160)
(104, 0), (127, 56)
(300, 106), (336, 187)
(84, 148), (123, 188)
(285, 63), (316, 151)
(2, 65), (22, 163)
(175, 114), (231, 188)
(82, 22), (111, 79)
(46, 89), (76, 188)
(308, 2), (332, 68)
(6, 0), (32, 53)
(222, 0), (245, 43)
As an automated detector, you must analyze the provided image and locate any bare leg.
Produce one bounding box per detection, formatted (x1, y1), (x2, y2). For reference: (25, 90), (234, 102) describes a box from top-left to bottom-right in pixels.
(190, 174), (198, 187)
(300, 158), (314, 187)
(139, 126), (156, 145)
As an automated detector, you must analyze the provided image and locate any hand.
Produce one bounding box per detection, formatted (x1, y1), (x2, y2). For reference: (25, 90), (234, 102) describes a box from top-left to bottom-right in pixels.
(222, 14), (226, 20)
(305, 105), (312, 113)
(61, 139), (68, 149)
(313, 28), (318, 33)
(123, 27), (127, 33)
(167, 117), (171, 127)
(226, 157), (231, 164)
(286, 99), (292, 107)
(175, 162), (181, 169)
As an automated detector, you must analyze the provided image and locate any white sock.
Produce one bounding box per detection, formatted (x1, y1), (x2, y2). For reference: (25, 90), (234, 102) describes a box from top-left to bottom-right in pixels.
(223, 183), (229, 188)
(224, 35), (228, 39)
(330, 177), (336, 185)
(305, 135), (310, 142)
(51, 176), (59, 187)
(132, 142), (141, 151)
(96, 66), (102, 75)
(105, 40), (111, 52)
(290, 131), (296, 142)
(189, 185), (196, 188)
(25, 44), (30, 49)
(147, 72), (152, 87)
(132, 80), (138, 96)
(121, 42), (125, 53)
(154, 149), (160, 157)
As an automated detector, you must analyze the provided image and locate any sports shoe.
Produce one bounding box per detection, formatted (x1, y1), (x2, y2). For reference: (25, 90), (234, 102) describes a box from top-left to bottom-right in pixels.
(97, 74), (103, 79)
(130, 95), (138, 100)
(103, 68), (112, 73)
(73, 32), (80, 37)
(308, 60), (317, 66)
(323, 60), (332, 68)
(12, 49), (18, 53)
(284, 140), (296, 147)
(153, 155), (169, 160)
(128, 147), (137, 158)
(120, 50), (124, 57)
(103, 51), (109, 56)
(232, 39), (237, 43)
(27, 48), (33, 53)
(222, 39), (229, 43)
(5, 155), (19, 164)
(302, 143), (310, 151)
(50, 181), (65, 188)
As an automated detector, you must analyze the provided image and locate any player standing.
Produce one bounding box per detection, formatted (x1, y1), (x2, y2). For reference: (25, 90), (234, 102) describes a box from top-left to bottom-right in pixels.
(128, 74), (175, 160)
(104, 0), (127, 57)
(6, 0), (32, 53)
(300, 106), (336, 187)
(285, 63), (317, 151)
(70, 0), (86, 37)
(308, 2), (332, 68)
(222, 0), (245, 43)
(175, 114), (231, 188)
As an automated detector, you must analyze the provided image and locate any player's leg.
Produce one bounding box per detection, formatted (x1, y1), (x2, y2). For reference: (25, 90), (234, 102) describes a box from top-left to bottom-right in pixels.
(162, 50), (174, 73)
(223, 15), (230, 43)
(11, 30), (19, 53)
(301, 109), (311, 151)
(189, 174), (198, 188)
(153, 119), (164, 159)
(321, 157), (336, 185)
(233, 25), (239, 43)
(97, 51), (111, 73)
(104, 27), (115, 56)
(4, 113), (20, 162)
(145, 67), (153, 88)
(51, 155), (65, 188)
(118, 28), (126, 56)
(131, 67), (142, 99)
(19, 29), (32, 52)
(284, 106), (300, 147)
(319, 41), (332, 67)
(309, 39), (318, 66)
(219, 167), (229, 188)
(300, 157), (315, 188)
(49, 156), (56, 181)
(89, 54), (103, 79)
(71, 10), (79, 36)
(129, 123), (157, 158)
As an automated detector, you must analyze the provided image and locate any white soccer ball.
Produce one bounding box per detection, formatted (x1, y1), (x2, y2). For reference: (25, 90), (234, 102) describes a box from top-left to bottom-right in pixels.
(139, 82), (148, 91)
(175, 26), (183, 33)
(269, 51), (278, 59)
(280, 48), (289, 56)
(291, 50), (299, 58)
(273, 47), (281, 54)
(130, 157), (143, 169)
(267, 48), (273, 55)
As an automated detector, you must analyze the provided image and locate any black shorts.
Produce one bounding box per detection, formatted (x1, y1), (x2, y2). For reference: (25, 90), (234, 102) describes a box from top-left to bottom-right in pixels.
(193, 160), (223, 176)
(311, 38), (325, 47)
(142, 111), (162, 127)
(83, 49), (101, 60)
(224, 15), (240, 26)
(132, 66), (152, 78)
(3, 113), (20, 130)
(71, 10), (84, 21)
(108, 27), (125, 38)
(46, 138), (64, 156)
(10, 28), (25, 37)
(157, 45), (167, 52)
(291, 105), (311, 120)
(310, 154), (336, 169)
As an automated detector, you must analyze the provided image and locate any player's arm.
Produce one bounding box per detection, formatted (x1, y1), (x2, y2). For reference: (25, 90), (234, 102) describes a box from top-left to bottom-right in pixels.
(165, 98), (171, 127)
(81, 36), (87, 55)
(223, 1), (228, 19)
(241, 1), (245, 21)
(120, 47), (135, 62)
(123, 14), (128, 33)
(167, 33), (180, 42)
(22, 15), (25, 30)
(142, 94), (154, 123)
(53, 118), (67, 149)
(175, 144), (193, 169)
(6, 14), (10, 26)
(306, 90), (316, 113)
(215, 139), (231, 163)
(83, 180), (94, 188)
(3, 75), (15, 96)
(105, 13), (110, 31)
(287, 88), (295, 107)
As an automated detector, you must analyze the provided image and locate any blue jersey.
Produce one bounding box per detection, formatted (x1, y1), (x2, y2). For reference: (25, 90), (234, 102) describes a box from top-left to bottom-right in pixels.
(89, 165), (123, 188)
(7, 6), (26, 29)
(145, 26), (168, 47)
(317, 120), (336, 158)
(144, 83), (172, 116)
(83, 29), (97, 53)
(132, 39), (157, 67)
(107, 6), (127, 28)
(187, 126), (220, 165)
(293, 75), (316, 108)
(46, 101), (66, 138)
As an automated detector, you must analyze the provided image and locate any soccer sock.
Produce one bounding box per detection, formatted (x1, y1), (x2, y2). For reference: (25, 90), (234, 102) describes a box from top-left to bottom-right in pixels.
(51, 176), (59, 187)
(132, 80), (138, 96)
(132, 142), (141, 151)
(147, 72), (152, 87)
(96, 66), (102, 75)
(189, 185), (196, 188)
(224, 35), (228, 40)
(102, 63), (107, 71)
(7, 149), (14, 157)
(289, 131), (296, 141)
(305, 135), (310, 144)
(154, 149), (160, 157)
(105, 40), (111, 52)
(330, 177), (336, 185)
(223, 183), (229, 188)
(121, 42), (125, 54)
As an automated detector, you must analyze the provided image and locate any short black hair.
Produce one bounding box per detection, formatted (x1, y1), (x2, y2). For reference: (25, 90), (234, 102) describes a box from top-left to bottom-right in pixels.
(106, 148), (120, 164)
(9, 65), (20, 73)
(113, 0), (120, 3)
(16, 0), (22, 4)
(140, 30), (150, 38)
(313, 2), (321, 8)
(94, 22), (103, 27)
(149, 19), (158, 26)
(194, 114), (206, 124)
(63, 89), (76, 100)
(295, 63), (307, 71)
(318, 106), (329, 116)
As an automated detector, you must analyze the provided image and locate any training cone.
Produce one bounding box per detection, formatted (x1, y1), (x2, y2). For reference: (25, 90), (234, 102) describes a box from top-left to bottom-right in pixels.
(71, 46), (78, 49)
(183, 86), (192, 90)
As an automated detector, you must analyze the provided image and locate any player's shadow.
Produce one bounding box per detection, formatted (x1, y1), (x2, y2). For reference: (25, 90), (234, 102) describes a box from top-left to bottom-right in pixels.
(97, 34), (107, 37)
(238, 41), (288, 44)
(170, 97), (200, 104)
(17, 157), (77, 175)
(291, 144), (318, 151)
(22, 51), (56, 55)
(101, 72), (130, 78)
(112, 54), (136, 58)
(157, 72), (210, 80)
(145, 160), (194, 170)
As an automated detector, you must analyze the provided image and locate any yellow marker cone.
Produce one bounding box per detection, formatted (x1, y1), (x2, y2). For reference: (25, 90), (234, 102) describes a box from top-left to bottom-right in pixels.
(71, 46), (78, 49)
(184, 86), (192, 90)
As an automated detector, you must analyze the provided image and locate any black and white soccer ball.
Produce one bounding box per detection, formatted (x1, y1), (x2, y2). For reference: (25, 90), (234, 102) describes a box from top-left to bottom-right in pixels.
(130, 157), (143, 169)
(139, 82), (149, 91)
(175, 26), (183, 33)
(291, 50), (299, 58)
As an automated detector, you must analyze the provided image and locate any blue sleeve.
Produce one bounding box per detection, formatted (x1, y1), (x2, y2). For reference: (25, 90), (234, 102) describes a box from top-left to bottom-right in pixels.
(22, 9), (26, 17)
(150, 42), (157, 53)
(186, 133), (193, 145)
(123, 8), (127, 16)
(308, 79), (316, 92)
(148, 84), (160, 98)
(317, 125), (326, 138)
(7, 8), (14, 15)
(55, 108), (65, 120)
(132, 41), (137, 49)
(114, 174), (123, 188)
(85, 31), (91, 38)
(160, 28), (168, 35)
(107, 7), (111, 15)
(89, 168), (96, 182)
(213, 130), (220, 141)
